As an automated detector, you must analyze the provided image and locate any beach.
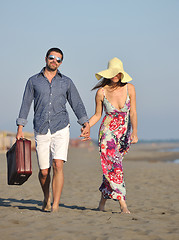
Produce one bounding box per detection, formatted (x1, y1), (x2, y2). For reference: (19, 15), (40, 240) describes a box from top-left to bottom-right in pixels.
(0, 142), (179, 240)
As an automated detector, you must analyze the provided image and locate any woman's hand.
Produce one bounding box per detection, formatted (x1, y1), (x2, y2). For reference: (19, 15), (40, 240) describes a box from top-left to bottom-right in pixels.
(130, 132), (138, 144)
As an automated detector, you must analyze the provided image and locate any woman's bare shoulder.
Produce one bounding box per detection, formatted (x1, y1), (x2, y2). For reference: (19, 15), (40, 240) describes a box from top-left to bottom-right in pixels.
(127, 83), (135, 89)
(127, 83), (136, 94)
(96, 88), (104, 100)
(96, 87), (103, 95)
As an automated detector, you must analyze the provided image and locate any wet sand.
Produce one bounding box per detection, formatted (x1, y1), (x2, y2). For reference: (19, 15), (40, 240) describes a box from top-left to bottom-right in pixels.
(0, 142), (179, 240)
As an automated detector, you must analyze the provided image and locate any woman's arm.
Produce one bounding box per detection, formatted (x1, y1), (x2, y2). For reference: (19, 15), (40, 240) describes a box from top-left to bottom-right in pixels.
(128, 83), (138, 144)
(89, 88), (104, 127)
(80, 88), (104, 140)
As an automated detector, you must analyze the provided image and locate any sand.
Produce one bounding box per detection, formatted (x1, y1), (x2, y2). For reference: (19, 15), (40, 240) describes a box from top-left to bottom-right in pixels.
(0, 142), (179, 240)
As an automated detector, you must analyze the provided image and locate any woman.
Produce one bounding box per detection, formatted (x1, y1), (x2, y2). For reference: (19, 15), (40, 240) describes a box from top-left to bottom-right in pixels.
(87, 57), (138, 213)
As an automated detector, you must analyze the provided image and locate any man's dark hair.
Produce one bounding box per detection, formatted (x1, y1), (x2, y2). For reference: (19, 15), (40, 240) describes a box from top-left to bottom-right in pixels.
(46, 48), (64, 61)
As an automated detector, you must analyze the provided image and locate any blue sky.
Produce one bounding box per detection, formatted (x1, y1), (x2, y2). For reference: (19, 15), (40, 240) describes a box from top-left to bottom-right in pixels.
(0, 0), (179, 140)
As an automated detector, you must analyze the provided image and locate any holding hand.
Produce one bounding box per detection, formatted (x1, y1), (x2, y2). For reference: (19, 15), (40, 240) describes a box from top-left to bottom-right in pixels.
(80, 122), (91, 141)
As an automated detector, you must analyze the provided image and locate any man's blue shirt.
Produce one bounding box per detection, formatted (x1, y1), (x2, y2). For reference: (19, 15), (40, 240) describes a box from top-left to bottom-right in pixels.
(16, 68), (89, 134)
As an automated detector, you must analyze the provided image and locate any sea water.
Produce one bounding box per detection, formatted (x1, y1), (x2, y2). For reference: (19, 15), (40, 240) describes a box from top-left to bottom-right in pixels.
(160, 147), (179, 152)
(168, 159), (179, 164)
(160, 148), (179, 163)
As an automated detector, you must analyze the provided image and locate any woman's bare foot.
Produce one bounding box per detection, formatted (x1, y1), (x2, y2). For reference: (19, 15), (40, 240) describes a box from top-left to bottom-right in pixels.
(121, 207), (130, 214)
(98, 203), (105, 211)
(98, 193), (107, 211)
(119, 200), (130, 214)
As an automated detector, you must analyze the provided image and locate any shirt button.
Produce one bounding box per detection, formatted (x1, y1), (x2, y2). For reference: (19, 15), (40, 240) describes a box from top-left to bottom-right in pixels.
(50, 102), (51, 105)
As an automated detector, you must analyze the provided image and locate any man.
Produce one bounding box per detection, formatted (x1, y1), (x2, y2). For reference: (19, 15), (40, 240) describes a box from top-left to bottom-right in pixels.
(16, 47), (90, 212)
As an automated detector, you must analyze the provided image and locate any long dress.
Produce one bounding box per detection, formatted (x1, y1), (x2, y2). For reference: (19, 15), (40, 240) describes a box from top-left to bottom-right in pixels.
(99, 86), (131, 201)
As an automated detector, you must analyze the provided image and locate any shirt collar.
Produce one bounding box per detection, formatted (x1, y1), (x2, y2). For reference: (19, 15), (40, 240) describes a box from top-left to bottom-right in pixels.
(38, 67), (62, 78)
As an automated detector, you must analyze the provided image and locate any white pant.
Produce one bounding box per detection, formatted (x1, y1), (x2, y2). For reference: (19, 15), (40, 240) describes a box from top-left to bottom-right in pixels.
(34, 125), (70, 169)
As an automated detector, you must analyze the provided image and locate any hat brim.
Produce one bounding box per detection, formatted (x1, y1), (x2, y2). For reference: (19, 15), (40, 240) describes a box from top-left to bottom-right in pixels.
(95, 68), (132, 83)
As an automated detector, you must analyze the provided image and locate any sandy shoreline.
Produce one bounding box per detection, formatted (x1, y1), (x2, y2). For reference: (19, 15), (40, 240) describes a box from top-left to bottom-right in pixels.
(125, 142), (179, 162)
(0, 142), (179, 240)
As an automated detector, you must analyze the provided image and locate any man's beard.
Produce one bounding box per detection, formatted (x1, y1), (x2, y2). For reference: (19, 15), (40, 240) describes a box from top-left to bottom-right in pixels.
(46, 62), (58, 71)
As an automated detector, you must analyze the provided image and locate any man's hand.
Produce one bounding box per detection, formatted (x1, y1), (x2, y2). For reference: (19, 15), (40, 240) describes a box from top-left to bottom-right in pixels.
(16, 125), (24, 140)
(80, 122), (91, 141)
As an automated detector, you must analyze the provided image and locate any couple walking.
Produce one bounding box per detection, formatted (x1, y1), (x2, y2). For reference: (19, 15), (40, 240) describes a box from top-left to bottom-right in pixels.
(16, 47), (138, 213)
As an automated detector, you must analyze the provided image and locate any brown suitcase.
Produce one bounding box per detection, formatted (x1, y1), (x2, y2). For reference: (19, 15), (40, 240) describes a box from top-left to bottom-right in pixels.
(6, 139), (32, 185)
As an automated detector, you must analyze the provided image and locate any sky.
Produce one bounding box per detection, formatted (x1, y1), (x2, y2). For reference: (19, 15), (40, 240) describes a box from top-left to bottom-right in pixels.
(0, 0), (179, 140)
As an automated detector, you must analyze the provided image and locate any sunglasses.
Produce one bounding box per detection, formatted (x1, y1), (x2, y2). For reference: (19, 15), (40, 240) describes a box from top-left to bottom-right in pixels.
(48, 55), (62, 63)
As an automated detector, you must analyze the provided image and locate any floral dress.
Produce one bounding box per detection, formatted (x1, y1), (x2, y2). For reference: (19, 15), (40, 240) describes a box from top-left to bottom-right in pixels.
(99, 86), (131, 201)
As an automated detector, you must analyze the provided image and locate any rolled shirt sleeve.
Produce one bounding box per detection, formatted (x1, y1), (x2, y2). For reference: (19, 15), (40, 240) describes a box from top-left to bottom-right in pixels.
(77, 116), (89, 125)
(16, 78), (34, 126)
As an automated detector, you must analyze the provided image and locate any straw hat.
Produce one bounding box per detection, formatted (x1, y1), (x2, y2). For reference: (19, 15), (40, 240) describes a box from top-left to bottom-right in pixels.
(95, 57), (132, 83)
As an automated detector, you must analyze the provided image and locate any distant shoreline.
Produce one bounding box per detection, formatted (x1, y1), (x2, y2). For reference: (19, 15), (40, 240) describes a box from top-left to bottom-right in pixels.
(1, 131), (179, 162)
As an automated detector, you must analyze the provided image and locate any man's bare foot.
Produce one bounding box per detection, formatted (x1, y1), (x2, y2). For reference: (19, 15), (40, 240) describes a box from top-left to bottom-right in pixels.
(51, 206), (59, 213)
(42, 194), (51, 212)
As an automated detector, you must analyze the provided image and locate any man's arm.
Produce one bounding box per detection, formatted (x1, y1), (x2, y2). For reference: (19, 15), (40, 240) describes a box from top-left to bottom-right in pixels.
(16, 78), (34, 138)
(67, 79), (90, 139)
(67, 79), (89, 124)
